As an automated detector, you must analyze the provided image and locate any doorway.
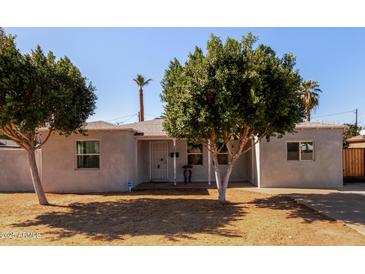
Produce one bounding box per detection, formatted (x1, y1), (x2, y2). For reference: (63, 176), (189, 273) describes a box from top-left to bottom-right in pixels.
(150, 142), (168, 181)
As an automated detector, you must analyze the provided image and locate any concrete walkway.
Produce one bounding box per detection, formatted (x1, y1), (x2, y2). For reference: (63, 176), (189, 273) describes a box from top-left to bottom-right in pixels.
(134, 181), (250, 190)
(245, 183), (365, 236)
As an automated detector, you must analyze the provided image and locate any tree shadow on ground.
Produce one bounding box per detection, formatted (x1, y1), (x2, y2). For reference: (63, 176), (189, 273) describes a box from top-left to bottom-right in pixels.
(250, 192), (365, 226)
(249, 195), (336, 224)
(289, 193), (365, 226)
(12, 197), (245, 242)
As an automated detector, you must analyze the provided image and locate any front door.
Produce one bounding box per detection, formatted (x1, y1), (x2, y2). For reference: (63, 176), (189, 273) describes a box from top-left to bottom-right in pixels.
(150, 142), (168, 181)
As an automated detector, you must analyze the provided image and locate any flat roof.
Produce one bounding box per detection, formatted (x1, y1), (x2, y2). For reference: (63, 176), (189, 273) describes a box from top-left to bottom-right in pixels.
(295, 121), (346, 129)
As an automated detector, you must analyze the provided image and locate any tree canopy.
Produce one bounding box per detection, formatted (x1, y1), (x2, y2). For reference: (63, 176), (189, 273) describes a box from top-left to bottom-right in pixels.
(343, 123), (363, 147)
(0, 29), (96, 140)
(161, 33), (305, 203)
(133, 74), (152, 88)
(0, 28), (97, 204)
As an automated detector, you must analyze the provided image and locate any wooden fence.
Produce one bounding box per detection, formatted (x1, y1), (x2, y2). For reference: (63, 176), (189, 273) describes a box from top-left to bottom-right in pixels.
(343, 148), (365, 177)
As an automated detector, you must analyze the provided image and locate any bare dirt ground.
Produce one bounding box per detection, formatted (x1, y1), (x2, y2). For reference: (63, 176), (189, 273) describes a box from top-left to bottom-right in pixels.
(0, 189), (364, 245)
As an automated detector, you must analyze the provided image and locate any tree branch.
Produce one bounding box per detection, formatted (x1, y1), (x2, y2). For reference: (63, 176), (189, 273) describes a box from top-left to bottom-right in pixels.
(5, 124), (30, 146)
(0, 127), (30, 150)
(35, 129), (53, 149)
(9, 122), (32, 144)
(240, 129), (269, 155)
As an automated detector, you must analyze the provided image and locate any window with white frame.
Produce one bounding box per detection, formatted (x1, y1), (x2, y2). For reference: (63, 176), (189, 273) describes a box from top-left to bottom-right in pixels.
(287, 141), (314, 161)
(76, 141), (100, 168)
(187, 143), (203, 165)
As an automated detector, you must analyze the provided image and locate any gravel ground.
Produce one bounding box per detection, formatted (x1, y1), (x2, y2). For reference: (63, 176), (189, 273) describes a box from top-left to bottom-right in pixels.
(0, 189), (364, 245)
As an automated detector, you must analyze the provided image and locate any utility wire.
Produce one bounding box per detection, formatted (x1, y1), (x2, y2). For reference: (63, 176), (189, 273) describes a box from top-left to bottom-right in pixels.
(107, 113), (138, 122)
(145, 113), (162, 118)
(115, 113), (139, 125)
(312, 109), (356, 119)
(107, 112), (161, 125)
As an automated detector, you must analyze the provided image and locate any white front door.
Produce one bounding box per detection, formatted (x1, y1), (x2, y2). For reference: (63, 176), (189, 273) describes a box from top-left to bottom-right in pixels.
(150, 142), (168, 181)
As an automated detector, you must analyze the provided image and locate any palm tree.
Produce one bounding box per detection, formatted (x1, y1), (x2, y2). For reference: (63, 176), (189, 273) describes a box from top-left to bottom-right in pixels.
(300, 80), (322, 122)
(133, 74), (152, 122)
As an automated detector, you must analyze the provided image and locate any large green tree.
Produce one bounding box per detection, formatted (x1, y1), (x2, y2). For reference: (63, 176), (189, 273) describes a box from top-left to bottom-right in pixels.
(0, 29), (96, 205)
(161, 34), (305, 203)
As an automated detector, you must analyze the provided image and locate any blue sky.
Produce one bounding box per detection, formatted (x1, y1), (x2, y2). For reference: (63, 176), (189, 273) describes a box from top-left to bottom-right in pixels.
(5, 28), (365, 126)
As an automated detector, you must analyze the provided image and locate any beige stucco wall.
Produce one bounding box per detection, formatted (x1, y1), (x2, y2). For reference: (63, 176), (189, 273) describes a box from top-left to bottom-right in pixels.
(0, 127), (344, 192)
(259, 128), (343, 188)
(0, 148), (41, 191)
(41, 130), (137, 193)
(137, 139), (251, 183)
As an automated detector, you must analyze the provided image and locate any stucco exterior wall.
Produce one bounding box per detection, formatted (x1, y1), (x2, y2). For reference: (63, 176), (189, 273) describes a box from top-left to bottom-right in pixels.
(259, 128), (343, 188)
(0, 127), (344, 192)
(0, 149), (41, 192)
(41, 130), (137, 193)
(137, 139), (251, 183)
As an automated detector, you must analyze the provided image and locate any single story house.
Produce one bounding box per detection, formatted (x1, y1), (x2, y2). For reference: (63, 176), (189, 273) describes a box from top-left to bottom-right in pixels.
(346, 135), (365, 148)
(0, 119), (345, 193)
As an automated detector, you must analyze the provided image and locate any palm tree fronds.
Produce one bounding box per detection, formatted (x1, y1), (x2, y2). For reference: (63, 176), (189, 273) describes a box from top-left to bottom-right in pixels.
(300, 80), (322, 121)
(133, 74), (152, 87)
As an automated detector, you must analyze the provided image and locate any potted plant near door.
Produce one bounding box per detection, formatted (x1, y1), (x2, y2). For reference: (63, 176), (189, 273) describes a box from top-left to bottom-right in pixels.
(182, 165), (193, 184)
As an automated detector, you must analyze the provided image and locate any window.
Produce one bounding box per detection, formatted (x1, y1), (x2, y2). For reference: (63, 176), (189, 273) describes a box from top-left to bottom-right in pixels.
(187, 143), (203, 165)
(287, 142), (300, 160)
(287, 141), (314, 161)
(76, 141), (100, 168)
(218, 144), (229, 165)
(300, 142), (314, 160)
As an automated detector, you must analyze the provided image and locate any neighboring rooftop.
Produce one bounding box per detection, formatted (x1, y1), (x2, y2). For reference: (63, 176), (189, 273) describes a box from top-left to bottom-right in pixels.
(120, 118), (165, 136)
(346, 135), (365, 143)
(83, 120), (119, 130)
(39, 120), (135, 131)
(295, 121), (346, 129)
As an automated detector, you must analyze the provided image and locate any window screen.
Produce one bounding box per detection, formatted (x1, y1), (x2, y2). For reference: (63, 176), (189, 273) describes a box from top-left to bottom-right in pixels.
(287, 141), (314, 161)
(76, 141), (100, 168)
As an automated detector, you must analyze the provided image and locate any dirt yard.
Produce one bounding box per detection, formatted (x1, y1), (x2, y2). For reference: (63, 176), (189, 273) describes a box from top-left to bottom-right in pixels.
(0, 189), (364, 245)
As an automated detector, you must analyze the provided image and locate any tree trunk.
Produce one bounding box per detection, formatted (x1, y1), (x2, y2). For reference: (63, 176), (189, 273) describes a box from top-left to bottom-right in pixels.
(27, 149), (49, 205)
(213, 154), (236, 204)
(139, 87), (144, 122)
(212, 155), (223, 203)
(306, 106), (311, 121)
(212, 154), (238, 204)
(223, 164), (234, 190)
